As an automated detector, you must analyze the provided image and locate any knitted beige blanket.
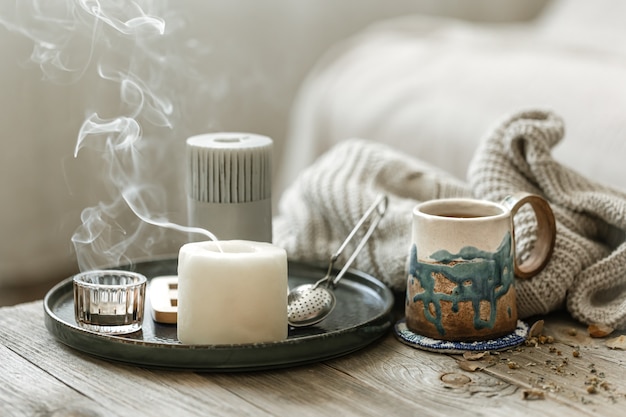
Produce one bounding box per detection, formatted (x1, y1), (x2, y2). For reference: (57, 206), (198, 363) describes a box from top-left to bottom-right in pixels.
(273, 109), (626, 329)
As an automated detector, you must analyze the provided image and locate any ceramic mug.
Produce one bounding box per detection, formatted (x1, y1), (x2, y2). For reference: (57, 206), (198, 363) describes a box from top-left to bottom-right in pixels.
(405, 192), (556, 341)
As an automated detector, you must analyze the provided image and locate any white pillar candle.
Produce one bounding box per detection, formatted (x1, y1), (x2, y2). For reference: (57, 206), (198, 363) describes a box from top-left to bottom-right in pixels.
(177, 240), (288, 345)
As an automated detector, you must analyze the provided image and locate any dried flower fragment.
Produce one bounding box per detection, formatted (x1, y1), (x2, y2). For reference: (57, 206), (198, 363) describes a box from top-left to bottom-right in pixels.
(587, 323), (614, 338)
(523, 389), (545, 400)
(529, 320), (544, 338)
(606, 335), (626, 350)
(458, 360), (484, 372)
(525, 337), (538, 347)
(462, 351), (488, 361)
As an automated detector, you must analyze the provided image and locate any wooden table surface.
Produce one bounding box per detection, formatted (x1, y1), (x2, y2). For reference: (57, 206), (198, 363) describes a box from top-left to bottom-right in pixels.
(1, 300), (625, 417)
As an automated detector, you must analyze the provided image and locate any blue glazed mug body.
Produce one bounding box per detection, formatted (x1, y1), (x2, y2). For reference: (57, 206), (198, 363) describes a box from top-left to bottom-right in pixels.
(406, 192), (555, 341)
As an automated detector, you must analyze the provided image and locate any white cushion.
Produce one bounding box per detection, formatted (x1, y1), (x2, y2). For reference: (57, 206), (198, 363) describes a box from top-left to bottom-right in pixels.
(280, 9), (626, 196)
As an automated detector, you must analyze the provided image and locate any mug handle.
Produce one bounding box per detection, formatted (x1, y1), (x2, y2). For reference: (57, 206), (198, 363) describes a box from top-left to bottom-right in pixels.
(501, 192), (557, 279)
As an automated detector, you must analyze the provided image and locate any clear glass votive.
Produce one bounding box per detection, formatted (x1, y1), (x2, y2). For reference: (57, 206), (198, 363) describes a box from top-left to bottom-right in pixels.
(73, 270), (147, 334)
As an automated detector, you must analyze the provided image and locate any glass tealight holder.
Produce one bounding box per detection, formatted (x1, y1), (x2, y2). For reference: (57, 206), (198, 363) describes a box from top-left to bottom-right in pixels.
(73, 270), (147, 334)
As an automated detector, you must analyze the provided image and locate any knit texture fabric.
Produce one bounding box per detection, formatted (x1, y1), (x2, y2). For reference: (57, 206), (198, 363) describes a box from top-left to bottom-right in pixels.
(273, 139), (471, 289)
(468, 109), (626, 328)
(273, 109), (626, 329)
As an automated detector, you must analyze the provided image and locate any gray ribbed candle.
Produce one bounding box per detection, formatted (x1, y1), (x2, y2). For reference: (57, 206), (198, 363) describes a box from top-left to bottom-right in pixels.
(186, 133), (273, 242)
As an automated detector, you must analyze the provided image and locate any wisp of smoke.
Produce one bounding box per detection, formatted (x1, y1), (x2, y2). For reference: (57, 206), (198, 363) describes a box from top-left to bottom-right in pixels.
(0, 0), (220, 270)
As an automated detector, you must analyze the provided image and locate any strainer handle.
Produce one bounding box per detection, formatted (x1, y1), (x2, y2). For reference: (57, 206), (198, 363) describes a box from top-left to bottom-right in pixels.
(326, 194), (388, 287)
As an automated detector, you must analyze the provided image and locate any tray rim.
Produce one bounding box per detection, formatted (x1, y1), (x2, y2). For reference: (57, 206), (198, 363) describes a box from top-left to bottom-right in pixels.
(43, 259), (394, 371)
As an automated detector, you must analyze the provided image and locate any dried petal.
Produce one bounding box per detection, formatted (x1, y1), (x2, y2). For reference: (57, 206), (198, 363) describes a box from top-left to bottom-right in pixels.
(458, 360), (484, 372)
(462, 351), (488, 361)
(529, 320), (544, 338)
(606, 335), (626, 350)
(588, 323), (614, 338)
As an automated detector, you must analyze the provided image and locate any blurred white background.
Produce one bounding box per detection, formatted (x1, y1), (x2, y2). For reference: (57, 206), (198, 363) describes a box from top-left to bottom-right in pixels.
(0, 0), (547, 302)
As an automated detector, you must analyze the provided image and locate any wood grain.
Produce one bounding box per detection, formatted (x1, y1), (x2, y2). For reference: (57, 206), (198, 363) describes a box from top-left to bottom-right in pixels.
(328, 335), (574, 417)
(1, 302), (625, 417)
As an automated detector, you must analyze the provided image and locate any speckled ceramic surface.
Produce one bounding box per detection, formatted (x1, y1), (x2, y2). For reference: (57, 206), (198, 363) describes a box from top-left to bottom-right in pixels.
(394, 318), (528, 354)
(406, 194), (556, 342)
(44, 258), (394, 371)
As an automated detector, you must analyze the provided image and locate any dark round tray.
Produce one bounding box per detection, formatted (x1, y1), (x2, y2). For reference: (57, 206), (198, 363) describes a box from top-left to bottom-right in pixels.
(44, 258), (394, 371)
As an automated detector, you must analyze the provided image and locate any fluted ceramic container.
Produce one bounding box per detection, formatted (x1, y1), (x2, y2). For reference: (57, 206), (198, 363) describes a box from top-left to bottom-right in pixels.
(186, 132), (273, 243)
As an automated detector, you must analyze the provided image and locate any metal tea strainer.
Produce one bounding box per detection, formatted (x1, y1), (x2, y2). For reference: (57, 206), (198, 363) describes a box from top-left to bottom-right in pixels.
(287, 194), (388, 327)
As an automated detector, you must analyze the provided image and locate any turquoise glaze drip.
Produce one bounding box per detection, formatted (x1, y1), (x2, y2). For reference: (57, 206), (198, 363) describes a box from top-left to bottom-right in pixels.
(407, 232), (514, 336)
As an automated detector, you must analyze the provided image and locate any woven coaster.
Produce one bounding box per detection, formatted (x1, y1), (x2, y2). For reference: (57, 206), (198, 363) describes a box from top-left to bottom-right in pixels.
(394, 318), (528, 354)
